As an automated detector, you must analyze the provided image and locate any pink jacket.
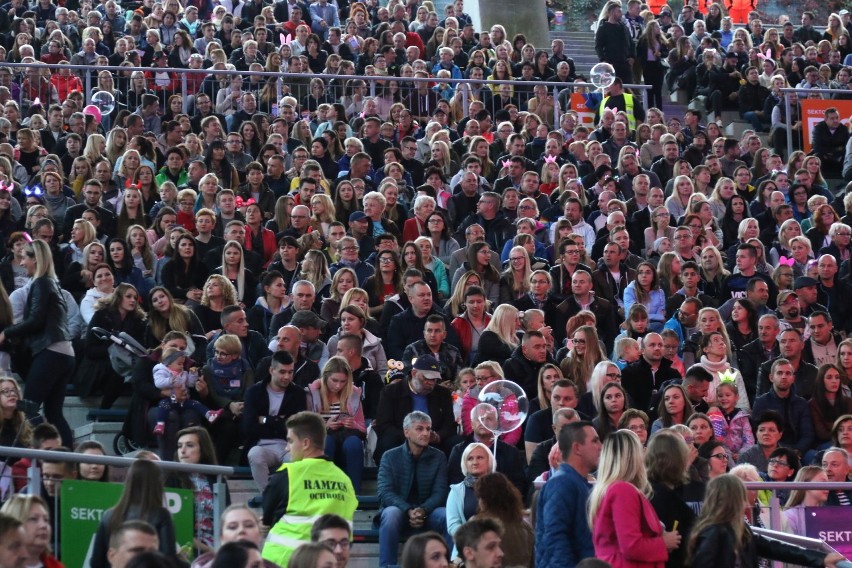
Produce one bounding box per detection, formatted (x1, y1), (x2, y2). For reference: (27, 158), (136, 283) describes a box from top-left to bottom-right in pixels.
(593, 481), (669, 568)
(306, 379), (367, 435)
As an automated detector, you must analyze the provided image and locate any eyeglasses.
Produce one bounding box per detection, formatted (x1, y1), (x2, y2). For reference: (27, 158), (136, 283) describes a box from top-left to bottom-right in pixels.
(518, 205), (535, 211)
(572, 338), (587, 345)
(563, 249), (580, 255)
(709, 452), (728, 461)
(341, 246), (358, 252)
(475, 375), (495, 382)
(290, 215), (309, 219)
(214, 350), (235, 357)
(768, 458), (790, 467)
(0, 389), (17, 396)
(510, 256), (525, 262)
(379, 257), (394, 264)
(320, 539), (351, 550)
(628, 424), (647, 432)
(605, 372), (621, 379)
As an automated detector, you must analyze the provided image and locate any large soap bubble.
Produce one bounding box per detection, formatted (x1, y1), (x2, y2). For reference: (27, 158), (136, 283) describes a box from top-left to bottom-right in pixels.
(91, 90), (116, 116)
(476, 380), (528, 435)
(590, 62), (616, 90)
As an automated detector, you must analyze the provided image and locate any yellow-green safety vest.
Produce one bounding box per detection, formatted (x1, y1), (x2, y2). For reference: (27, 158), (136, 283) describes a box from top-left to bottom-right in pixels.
(599, 93), (636, 130)
(262, 457), (358, 567)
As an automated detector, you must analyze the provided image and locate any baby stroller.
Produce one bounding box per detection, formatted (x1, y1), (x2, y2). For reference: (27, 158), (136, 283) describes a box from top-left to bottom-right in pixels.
(90, 327), (149, 454)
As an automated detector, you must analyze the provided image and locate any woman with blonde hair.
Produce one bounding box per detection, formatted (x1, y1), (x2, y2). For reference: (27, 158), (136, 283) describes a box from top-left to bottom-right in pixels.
(309, 193), (336, 237)
(645, 206), (676, 256)
(558, 325), (605, 395)
(532, 363), (562, 414)
(300, 250), (331, 303)
(193, 274), (238, 337)
(0, 240), (74, 446)
(699, 245), (730, 298)
(428, 139), (458, 178)
(0, 495), (62, 567)
(589, 429), (680, 566)
(319, 268), (355, 324)
(666, 175), (695, 219)
(473, 304), (519, 365)
(214, 240), (256, 308)
(307, 356), (366, 491)
(683, 307), (734, 369)
(688, 474), (842, 568)
(127, 224), (155, 278)
(499, 245), (531, 304)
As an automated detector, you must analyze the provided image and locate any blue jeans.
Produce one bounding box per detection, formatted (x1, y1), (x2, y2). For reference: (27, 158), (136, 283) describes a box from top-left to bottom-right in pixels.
(379, 506), (448, 568)
(325, 434), (364, 493)
(742, 110), (769, 132)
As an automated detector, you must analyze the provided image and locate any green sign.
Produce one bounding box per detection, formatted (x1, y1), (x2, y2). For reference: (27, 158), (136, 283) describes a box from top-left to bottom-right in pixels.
(60, 479), (194, 567)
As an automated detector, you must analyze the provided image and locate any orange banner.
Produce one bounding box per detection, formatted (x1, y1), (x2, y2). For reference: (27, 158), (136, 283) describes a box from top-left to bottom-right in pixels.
(800, 98), (852, 154)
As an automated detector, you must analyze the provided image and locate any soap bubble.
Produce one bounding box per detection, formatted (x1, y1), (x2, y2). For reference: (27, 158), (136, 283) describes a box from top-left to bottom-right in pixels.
(91, 90), (116, 115)
(590, 62), (616, 90)
(476, 380), (528, 435)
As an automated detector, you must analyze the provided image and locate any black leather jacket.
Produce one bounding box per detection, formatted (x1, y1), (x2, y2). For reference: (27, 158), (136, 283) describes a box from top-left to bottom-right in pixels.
(4, 277), (70, 355)
(690, 524), (829, 568)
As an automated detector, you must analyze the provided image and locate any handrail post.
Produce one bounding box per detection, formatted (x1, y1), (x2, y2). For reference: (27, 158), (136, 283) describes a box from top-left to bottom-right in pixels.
(181, 74), (188, 114)
(785, 91), (793, 159)
(26, 461), (40, 501)
(461, 82), (469, 119)
(553, 85), (561, 131)
(213, 475), (227, 549)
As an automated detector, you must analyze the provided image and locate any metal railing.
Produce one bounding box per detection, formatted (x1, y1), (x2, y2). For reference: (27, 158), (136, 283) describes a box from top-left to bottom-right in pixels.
(0, 60), (651, 132)
(0, 446), (233, 549)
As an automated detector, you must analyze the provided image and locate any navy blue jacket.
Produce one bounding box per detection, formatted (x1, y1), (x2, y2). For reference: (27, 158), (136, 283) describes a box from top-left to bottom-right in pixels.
(535, 463), (594, 567)
(751, 389), (815, 455)
(377, 442), (448, 514)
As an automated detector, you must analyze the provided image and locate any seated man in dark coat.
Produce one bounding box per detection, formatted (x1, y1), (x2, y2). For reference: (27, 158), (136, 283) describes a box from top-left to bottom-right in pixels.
(372, 355), (460, 464)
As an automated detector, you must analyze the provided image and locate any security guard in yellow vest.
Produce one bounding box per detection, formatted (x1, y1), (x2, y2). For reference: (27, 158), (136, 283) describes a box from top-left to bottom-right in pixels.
(261, 411), (358, 567)
(597, 77), (645, 131)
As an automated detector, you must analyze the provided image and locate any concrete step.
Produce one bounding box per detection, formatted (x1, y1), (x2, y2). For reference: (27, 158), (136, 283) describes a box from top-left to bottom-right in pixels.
(65, 396), (131, 434)
(73, 421), (122, 453)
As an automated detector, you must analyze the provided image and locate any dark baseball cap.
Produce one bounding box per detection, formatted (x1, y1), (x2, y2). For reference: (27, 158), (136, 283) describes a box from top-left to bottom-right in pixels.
(412, 354), (442, 379)
(290, 310), (326, 329)
(793, 276), (819, 290)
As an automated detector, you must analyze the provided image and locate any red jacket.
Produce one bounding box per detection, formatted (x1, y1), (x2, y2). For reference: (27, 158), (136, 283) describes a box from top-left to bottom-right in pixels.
(144, 69), (179, 92)
(451, 312), (492, 362)
(176, 210), (197, 235)
(402, 216), (427, 244)
(404, 31), (426, 58)
(244, 225), (277, 267)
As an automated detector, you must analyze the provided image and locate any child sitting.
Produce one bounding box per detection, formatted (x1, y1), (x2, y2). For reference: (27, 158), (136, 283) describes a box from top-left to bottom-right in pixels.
(711, 380), (754, 462)
(200, 334), (253, 413)
(152, 347), (222, 435)
(661, 329), (685, 376)
(613, 337), (641, 371)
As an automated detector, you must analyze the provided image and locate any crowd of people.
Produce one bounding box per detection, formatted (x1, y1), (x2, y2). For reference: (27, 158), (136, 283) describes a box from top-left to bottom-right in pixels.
(0, 0), (847, 565)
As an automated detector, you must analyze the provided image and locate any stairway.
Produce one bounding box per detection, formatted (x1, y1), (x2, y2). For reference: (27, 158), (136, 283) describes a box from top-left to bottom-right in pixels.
(550, 29), (688, 120)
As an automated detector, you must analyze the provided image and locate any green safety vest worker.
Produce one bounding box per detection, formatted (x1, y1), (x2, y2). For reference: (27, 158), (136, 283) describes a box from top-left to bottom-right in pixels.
(599, 93), (636, 130)
(262, 457), (358, 566)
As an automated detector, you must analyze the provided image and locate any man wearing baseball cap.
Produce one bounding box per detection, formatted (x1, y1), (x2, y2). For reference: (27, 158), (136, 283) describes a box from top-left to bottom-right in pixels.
(373, 354), (459, 464)
(793, 276), (826, 318)
(290, 310), (329, 368)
